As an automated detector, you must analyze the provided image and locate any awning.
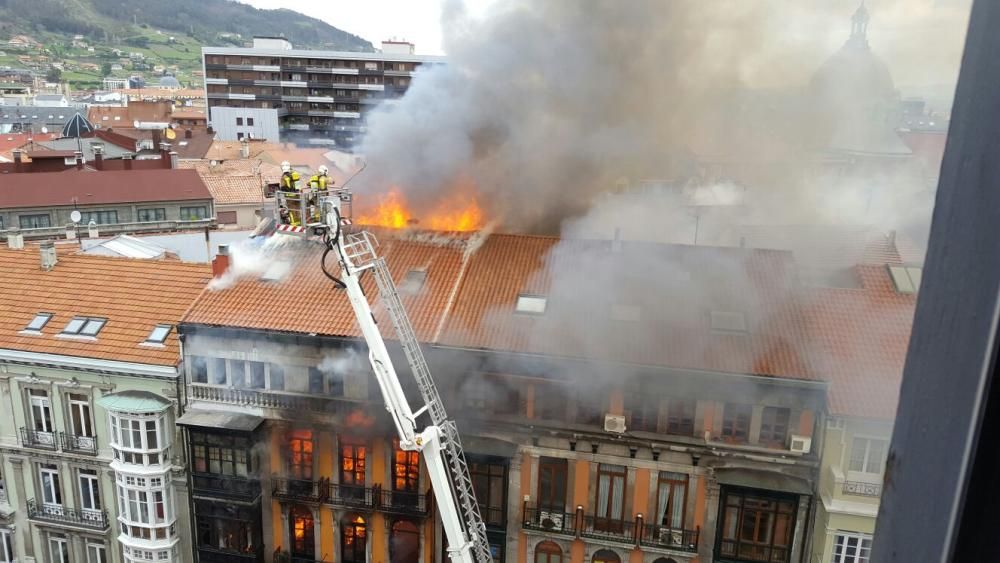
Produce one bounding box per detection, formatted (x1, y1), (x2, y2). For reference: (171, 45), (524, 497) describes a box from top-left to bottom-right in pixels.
(713, 468), (813, 496)
(462, 436), (520, 458)
(176, 409), (264, 433)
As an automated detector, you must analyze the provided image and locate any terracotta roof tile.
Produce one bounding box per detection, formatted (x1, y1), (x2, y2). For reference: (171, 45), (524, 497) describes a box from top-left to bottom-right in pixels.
(0, 169), (212, 208)
(0, 248), (211, 366)
(200, 175), (264, 206)
(178, 159), (282, 184)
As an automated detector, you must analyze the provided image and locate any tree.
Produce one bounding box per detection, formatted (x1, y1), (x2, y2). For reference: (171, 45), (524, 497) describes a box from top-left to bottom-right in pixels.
(45, 67), (61, 83)
(101, 62), (112, 77)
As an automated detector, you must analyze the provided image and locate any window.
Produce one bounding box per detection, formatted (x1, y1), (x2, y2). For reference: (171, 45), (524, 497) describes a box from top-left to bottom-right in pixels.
(25, 312), (52, 331)
(190, 356), (208, 383)
(666, 399), (696, 436)
(19, 214), (50, 229)
(189, 432), (251, 477)
(0, 529), (13, 563)
(400, 269), (427, 294)
(595, 464), (626, 528)
(49, 536), (69, 563)
(236, 117), (243, 126)
(340, 442), (366, 486)
(145, 325), (171, 344)
(248, 361), (265, 389)
(309, 366), (343, 396)
(290, 505), (315, 558)
(137, 208), (167, 222)
(535, 542), (562, 563)
(534, 381), (567, 420)
(288, 430), (313, 480)
(516, 294), (547, 314)
(537, 457), (567, 511)
(195, 500), (255, 553)
(719, 490), (796, 563)
(29, 389), (53, 433)
(86, 542), (108, 563)
(61, 316), (106, 337)
(210, 357), (226, 385)
(79, 210), (119, 225)
(759, 407), (791, 445)
(393, 439), (420, 492)
(68, 393), (93, 437)
(229, 360), (246, 387)
(849, 437), (887, 475)
(888, 265), (922, 294)
(236, 132), (244, 140)
(592, 549), (620, 563)
(721, 403), (752, 443)
(180, 206), (209, 220)
(247, 117), (254, 126)
(341, 515), (367, 563)
(269, 363), (285, 390)
(626, 394), (659, 432)
(390, 520), (420, 563)
(656, 472), (688, 529)
(833, 532), (873, 563)
(80, 468), (101, 512)
(40, 464), (62, 507)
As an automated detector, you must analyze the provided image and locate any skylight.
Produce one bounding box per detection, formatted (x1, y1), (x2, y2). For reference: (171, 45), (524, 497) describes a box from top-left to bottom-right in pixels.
(62, 317), (106, 337)
(516, 294), (547, 314)
(145, 324), (172, 344)
(710, 311), (747, 333)
(400, 269), (427, 294)
(888, 265), (923, 294)
(25, 313), (53, 331)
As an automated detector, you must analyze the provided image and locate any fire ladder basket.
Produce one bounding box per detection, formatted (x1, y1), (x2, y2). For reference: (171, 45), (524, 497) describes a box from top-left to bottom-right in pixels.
(344, 229), (492, 563)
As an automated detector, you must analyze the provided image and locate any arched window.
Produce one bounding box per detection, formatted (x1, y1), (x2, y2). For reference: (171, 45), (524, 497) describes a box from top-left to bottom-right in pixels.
(592, 549), (620, 563)
(289, 505), (314, 558)
(652, 558), (678, 563)
(390, 520), (420, 563)
(535, 541), (562, 563)
(342, 514), (367, 563)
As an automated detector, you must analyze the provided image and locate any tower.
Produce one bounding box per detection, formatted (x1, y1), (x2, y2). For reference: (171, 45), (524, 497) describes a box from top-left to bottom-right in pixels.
(850, 1), (870, 47)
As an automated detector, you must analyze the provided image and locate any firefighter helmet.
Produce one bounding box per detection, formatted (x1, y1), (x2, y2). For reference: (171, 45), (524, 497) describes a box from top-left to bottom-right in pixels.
(281, 161), (291, 173)
(318, 165), (329, 176)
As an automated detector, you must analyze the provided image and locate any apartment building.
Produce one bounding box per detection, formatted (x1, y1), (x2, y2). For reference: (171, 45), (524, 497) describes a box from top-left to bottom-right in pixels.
(0, 243), (211, 563)
(805, 264), (917, 563)
(202, 37), (444, 146)
(179, 231), (828, 563)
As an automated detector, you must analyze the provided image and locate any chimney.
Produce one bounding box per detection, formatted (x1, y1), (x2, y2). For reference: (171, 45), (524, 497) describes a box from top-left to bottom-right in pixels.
(169, 151), (179, 169)
(184, 129), (193, 139)
(74, 150), (84, 170)
(88, 221), (99, 238)
(6, 227), (24, 250)
(240, 138), (250, 159)
(39, 240), (57, 271)
(12, 149), (22, 173)
(123, 153), (133, 170)
(65, 223), (77, 240)
(212, 244), (230, 277)
(93, 145), (104, 170)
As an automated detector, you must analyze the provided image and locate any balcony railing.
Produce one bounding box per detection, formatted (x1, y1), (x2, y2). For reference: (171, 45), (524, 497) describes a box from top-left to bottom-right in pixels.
(190, 384), (361, 415)
(272, 478), (375, 510)
(193, 473), (262, 502)
(479, 504), (505, 528)
(718, 539), (789, 563)
(378, 488), (428, 517)
(580, 515), (637, 545)
(842, 480), (882, 497)
(198, 545), (264, 563)
(19, 427), (56, 450)
(638, 523), (700, 552)
(522, 504), (578, 536)
(27, 498), (108, 530)
(60, 432), (97, 455)
(0, 488), (7, 505)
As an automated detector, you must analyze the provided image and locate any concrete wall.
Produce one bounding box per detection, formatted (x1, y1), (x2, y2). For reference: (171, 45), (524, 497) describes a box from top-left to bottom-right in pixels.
(209, 106), (280, 142)
(0, 199), (215, 232)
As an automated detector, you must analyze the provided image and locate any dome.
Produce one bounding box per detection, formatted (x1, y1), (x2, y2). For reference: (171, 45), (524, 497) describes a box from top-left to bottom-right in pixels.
(158, 75), (181, 88)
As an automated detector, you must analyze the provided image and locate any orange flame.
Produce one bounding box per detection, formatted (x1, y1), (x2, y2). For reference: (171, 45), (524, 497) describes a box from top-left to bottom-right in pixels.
(356, 187), (484, 232)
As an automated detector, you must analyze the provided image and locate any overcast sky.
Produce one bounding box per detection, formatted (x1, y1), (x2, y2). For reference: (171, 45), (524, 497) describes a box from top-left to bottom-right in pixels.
(237, 0), (494, 55)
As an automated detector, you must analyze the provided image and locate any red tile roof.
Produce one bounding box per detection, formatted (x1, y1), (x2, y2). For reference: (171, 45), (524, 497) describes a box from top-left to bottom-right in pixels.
(178, 159), (282, 185)
(0, 169), (212, 208)
(0, 248), (211, 366)
(803, 265), (916, 419)
(201, 175), (264, 206)
(0, 132), (59, 154)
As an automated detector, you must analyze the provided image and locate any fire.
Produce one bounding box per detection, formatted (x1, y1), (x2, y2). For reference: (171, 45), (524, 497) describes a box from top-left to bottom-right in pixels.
(355, 187), (484, 232)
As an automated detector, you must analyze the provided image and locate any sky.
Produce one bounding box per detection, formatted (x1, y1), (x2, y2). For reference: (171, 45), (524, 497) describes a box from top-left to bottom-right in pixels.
(237, 0), (495, 55)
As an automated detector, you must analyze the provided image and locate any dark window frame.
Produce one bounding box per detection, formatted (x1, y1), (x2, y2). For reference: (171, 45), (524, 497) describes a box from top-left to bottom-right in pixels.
(721, 403), (752, 443)
(759, 407), (791, 446)
(537, 457), (568, 511)
(667, 398), (696, 436)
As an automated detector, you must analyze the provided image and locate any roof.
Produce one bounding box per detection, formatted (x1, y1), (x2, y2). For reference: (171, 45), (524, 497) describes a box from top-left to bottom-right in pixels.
(201, 175), (264, 206)
(38, 137), (131, 160)
(203, 140), (282, 162)
(203, 45), (445, 63)
(258, 146), (334, 172)
(178, 159), (282, 184)
(87, 101), (172, 125)
(0, 248), (210, 366)
(171, 109), (206, 120)
(176, 409), (263, 432)
(61, 113), (95, 138)
(98, 390), (173, 412)
(0, 132), (59, 160)
(803, 265), (916, 419)
(0, 169), (213, 208)
(82, 235), (172, 260)
(184, 233), (467, 340)
(167, 129), (216, 160)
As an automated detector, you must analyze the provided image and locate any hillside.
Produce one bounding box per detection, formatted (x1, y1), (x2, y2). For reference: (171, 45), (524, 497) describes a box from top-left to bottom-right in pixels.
(0, 0), (372, 89)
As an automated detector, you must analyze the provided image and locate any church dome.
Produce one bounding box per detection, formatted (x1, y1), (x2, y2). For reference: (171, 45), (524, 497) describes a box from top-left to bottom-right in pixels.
(158, 75), (181, 88)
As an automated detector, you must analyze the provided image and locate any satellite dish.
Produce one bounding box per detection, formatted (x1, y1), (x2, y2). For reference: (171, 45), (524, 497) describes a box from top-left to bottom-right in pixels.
(133, 120), (140, 128)
(70, 210), (82, 223)
(165, 128), (177, 140)
(41, 126), (48, 134)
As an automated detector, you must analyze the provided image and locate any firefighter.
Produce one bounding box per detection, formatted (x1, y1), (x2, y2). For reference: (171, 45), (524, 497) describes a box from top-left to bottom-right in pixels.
(308, 165), (333, 190)
(279, 161), (303, 226)
(279, 161), (301, 192)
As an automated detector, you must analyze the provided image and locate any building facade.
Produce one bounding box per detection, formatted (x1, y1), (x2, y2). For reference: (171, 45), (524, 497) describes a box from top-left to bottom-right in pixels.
(179, 232), (829, 563)
(201, 38), (444, 147)
(0, 246), (210, 563)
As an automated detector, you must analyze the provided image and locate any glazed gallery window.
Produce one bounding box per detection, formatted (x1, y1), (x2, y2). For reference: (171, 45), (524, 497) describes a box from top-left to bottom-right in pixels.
(594, 464), (626, 529)
(832, 532), (872, 563)
(190, 432), (251, 477)
(718, 489), (796, 563)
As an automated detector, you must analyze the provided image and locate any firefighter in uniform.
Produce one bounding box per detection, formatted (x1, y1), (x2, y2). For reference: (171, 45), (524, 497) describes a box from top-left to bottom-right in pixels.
(279, 161), (303, 225)
(308, 165), (332, 190)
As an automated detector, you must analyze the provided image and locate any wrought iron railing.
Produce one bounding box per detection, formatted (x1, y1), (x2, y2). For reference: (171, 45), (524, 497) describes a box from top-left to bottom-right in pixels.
(19, 427), (56, 450)
(272, 477), (375, 510)
(193, 473), (261, 501)
(580, 515), (637, 545)
(378, 488), (428, 516)
(842, 480), (882, 497)
(59, 432), (97, 455)
(27, 498), (108, 530)
(637, 522), (700, 552)
(522, 504), (578, 536)
(718, 539), (789, 563)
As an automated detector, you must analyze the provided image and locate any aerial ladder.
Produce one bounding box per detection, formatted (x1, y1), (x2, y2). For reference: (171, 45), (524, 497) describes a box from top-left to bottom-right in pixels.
(293, 189), (493, 563)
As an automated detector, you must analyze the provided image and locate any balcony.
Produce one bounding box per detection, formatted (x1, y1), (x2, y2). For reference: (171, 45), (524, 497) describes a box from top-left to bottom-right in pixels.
(27, 499), (108, 530)
(718, 539), (789, 563)
(842, 480), (882, 498)
(0, 488), (7, 505)
(580, 515), (638, 546)
(19, 427), (56, 450)
(378, 489), (428, 517)
(522, 504), (578, 537)
(198, 545), (264, 563)
(59, 432), (97, 455)
(190, 384), (360, 416)
(193, 473), (262, 502)
(637, 523), (700, 553)
(272, 478), (375, 510)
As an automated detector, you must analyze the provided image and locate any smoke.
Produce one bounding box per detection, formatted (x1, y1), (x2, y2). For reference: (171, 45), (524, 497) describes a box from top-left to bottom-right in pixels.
(208, 234), (306, 290)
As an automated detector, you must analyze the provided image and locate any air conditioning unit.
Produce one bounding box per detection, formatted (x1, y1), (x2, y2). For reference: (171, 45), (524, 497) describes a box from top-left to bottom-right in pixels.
(604, 414), (626, 434)
(539, 510), (564, 529)
(789, 434), (812, 454)
(658, 528), (684, 546)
